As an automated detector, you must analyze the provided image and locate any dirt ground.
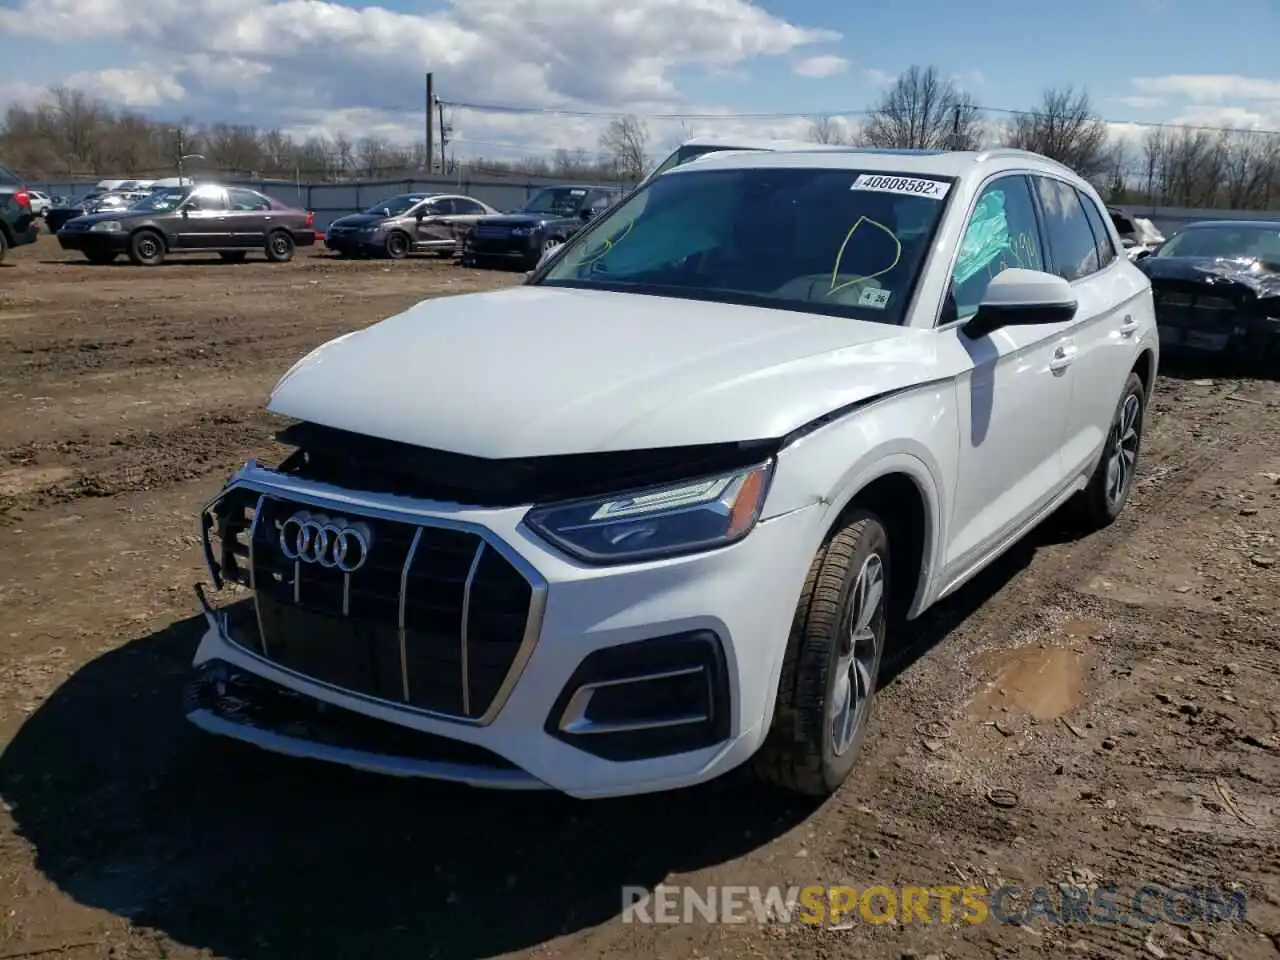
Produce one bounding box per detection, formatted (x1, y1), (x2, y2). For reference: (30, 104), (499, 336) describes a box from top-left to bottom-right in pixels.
(0, 232), (1277, 960)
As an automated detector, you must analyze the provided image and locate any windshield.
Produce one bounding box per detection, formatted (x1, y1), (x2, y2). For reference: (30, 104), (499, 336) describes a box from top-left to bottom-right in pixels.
(363, 195), (423, 216)
(537, 166), (953, 324)
(521, 187), (591, 216)
(131, 186), (188, 212)
(1156, 224), (1280, 262)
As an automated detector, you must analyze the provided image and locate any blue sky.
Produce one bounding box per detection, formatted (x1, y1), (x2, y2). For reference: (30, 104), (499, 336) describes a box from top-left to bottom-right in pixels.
(1, 0), (1277, 159)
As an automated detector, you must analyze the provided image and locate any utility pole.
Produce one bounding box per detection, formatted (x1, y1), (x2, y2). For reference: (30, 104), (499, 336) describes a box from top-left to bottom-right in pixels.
(176, 128), (184, 180)
(951, 103), (961, 149)
(425, 72), (434, 173)
(438, 97), (449, 173)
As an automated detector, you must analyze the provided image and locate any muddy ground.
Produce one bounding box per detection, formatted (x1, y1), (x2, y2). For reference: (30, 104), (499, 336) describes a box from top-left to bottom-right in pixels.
(0, 233), (1277, 960)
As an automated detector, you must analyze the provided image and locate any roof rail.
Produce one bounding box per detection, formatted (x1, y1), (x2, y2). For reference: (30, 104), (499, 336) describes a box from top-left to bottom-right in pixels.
(975, 147), (1078, 176)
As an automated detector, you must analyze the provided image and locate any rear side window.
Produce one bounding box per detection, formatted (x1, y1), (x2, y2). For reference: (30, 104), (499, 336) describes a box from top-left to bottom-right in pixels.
(1034, 177), (1100, 281)
(229, 188), (270, 211)
(1077, 190), (1118, 267)
(452, 198), (485, 215)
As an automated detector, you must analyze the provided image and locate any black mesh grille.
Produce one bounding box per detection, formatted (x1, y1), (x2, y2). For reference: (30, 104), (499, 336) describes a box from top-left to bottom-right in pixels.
(1152, 281), (1243, 329)
(204, 490), (537, 720)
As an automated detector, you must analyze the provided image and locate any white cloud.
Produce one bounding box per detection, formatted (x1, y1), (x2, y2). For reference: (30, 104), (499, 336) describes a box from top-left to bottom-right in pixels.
(793, 55), (848, 79)
(62, 67), (186, 107)
(862, 68), (895, 88)
(0, 0), (839, 117)
(1131, 74), (1280, 104)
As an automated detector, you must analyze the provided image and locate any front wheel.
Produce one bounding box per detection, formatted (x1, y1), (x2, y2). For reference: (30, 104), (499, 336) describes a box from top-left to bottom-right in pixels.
(384, 231), (410, 259)
(1069, 371), (1146, 530)
(751, 509), (889, 796)
(265, 230), (294, 263)
(128, 229), (165, 266)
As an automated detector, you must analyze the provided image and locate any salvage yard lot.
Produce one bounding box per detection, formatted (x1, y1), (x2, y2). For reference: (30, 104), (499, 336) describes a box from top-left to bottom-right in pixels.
(0, 233), (1278, 960)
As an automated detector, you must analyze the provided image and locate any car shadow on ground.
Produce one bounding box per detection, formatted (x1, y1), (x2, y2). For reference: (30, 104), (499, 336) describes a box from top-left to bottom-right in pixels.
(0, 519), (1068, 959)
(40, 258), (294, 268)
(1158, 353), (1280, 384)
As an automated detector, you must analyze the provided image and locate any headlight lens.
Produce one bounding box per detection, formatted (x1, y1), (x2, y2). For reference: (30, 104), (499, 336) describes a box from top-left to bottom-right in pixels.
(90, 220), (121, 233)
(525, 460), (773, 564)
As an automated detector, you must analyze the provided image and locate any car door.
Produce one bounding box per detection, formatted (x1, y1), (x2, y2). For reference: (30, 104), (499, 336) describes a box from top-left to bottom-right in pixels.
(941, 173), (1076, 574)
(177, 185), (232, 249)
(445, 197), (488, 247)
(1032, 176), (1138, 482)
(414, 199), (453, 249)
(226, 187), (272, 248)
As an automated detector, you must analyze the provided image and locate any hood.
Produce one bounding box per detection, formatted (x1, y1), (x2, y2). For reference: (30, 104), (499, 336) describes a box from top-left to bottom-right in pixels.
(1141, 255), (1280, 300)
(329, 213), (387, 229)
(62, 210), (132, 229)
(267, 286), (939, 458)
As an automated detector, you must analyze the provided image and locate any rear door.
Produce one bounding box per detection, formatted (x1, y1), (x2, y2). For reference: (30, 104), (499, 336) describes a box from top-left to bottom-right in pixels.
(444, 197), (489, 246)
(1032, 176), (1141, 481)
(226, 188), (272, 248)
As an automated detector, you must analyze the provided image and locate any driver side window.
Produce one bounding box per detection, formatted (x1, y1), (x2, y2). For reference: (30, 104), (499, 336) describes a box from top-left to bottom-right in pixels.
(951, 175), (1044, 319)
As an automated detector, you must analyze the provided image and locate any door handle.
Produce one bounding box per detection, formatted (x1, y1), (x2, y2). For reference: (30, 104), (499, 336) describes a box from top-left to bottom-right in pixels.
(1119, 315), (1139, 337)
(1049, 343), (1078, 372)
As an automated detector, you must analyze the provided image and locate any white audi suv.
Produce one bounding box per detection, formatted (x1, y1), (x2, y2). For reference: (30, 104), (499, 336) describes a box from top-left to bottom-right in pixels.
(190, 147), (1158, 799)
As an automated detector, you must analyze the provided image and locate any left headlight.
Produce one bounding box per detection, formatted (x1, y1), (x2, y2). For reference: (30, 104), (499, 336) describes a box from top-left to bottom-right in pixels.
(525, 460), (774, 565)
(89, 221), (121, 233)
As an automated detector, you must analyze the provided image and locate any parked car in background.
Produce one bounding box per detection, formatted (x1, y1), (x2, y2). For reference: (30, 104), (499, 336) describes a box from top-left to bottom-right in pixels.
(461, 184), (623, 269)
(1136, 218), (1280, 360)
(1, 164), (38, 263)
(27, 190), (51, 216)
(1108, 207), (1165, 261)
(189, 147), (1158, 799)
(45, 190), (150, 233)
(57, 182), (316, 265)
(325, 193), (500, 259)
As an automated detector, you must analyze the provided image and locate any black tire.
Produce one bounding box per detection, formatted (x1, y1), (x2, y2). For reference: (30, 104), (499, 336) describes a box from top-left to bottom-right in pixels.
(0, 229), (9, 264)
(384, 231), (410, 259)
(85, 250), (118, 265)
(265, 230), (294, 263)
(219, 251), (247, 263)
(128, 229), (165, 266)
(751, 508), (890, 796)
(1068, 371), (1146, 530)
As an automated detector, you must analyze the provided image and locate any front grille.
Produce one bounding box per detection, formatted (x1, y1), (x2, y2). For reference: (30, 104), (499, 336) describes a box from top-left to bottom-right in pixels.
(1153, 282), (1242, 329)
(202, 487), (538, 722)
(473, 226), (511, 238)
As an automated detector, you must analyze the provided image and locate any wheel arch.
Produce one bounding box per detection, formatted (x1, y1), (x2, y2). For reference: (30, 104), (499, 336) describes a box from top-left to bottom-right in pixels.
(1132, 347), (1157, 399)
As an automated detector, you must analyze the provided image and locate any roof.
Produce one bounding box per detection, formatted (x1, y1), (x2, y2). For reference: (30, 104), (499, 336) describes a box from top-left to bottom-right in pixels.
(676, 136), (850, 152)
(665, 146), (1079, 180)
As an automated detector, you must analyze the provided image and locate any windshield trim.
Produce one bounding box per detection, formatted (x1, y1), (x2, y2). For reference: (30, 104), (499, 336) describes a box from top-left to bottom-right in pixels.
(529, 166), (959, 327)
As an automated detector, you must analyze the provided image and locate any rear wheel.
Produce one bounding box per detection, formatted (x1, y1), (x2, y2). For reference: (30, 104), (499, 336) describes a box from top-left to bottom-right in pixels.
(128, 229), (165, 266)
(384, 231), (410, 259)
(1068, 371), (1145, 530)
(219, 251), (247, 263)
(751, 509), (889, 796)
(265, 230), (294, 263)
(0, 230), (10, 263)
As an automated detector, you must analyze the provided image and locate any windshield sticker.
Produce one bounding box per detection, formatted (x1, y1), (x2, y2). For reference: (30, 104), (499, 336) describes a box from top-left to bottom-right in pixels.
(851, 174), (950, 200)
(569, 189), (587, 195)
(858, 286), (891, 309)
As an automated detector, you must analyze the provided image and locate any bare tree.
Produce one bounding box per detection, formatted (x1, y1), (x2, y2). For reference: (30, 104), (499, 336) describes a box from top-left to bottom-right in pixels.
(355, 135), (393, 176)
(807, 116), (842, 144)
(860, 65), (982, 151)
(1005, 86), (1112, 181)
(598, 115), (650, 182)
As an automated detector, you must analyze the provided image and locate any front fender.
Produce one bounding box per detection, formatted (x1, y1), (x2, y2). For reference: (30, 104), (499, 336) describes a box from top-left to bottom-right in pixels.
(762, 382), (958, 618)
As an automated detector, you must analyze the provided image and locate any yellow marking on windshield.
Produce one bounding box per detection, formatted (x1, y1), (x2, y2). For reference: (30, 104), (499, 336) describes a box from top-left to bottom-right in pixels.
(828, 216), (902, 297)
(577, 219), (634, 268)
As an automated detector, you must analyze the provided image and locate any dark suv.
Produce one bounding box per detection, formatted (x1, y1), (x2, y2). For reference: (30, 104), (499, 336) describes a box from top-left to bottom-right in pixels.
(0, 164), (38, 263)
(461, 184), (622, 269)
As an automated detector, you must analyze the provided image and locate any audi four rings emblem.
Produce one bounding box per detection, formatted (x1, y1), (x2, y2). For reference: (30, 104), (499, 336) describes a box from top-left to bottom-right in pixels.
(277, 510), (373, 572)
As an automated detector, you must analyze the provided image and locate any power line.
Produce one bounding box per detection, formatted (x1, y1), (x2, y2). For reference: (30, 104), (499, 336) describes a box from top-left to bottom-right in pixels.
(442, 97), (1280, 137)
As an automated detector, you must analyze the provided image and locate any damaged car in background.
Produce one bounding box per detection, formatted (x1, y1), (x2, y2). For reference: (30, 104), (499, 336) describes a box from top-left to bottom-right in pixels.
(1136, 219), (1280, 359)
(1108, 206), (1165, 261)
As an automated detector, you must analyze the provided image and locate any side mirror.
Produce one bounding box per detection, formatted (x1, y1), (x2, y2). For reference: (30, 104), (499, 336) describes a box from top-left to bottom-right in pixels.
(961, 269), (1077, 339)
(581, 206), (598, 222)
